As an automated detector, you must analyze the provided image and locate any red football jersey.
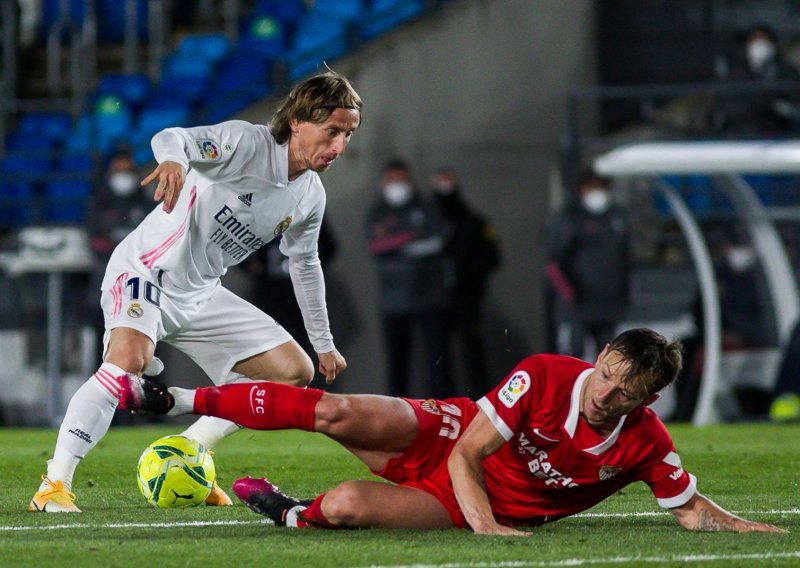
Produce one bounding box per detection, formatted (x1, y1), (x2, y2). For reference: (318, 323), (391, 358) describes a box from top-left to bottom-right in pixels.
(477, 354), (696, 526)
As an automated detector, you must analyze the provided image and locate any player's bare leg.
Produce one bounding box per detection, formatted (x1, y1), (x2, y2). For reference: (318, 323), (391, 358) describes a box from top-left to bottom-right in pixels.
(180, 341), (313, 506)
(232, 477), (453, 529)
(232, 340), (315, 387)
(319, 481), (454, 529)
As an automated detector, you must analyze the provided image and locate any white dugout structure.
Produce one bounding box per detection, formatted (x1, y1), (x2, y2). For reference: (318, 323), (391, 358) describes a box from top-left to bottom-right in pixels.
(594, 141), (800, 425)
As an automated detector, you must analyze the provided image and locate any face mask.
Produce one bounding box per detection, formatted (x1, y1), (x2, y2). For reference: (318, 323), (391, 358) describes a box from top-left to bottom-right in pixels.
(747, 39), (775, 71)
(109, 172), (139, 197)
(581, 188), (611, 214)
(383, 181), (413, 207)
(726, 246), (757, 273)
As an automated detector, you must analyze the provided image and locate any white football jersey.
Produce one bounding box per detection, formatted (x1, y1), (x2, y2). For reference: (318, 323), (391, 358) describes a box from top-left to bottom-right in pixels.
(105, 120), (334, 352)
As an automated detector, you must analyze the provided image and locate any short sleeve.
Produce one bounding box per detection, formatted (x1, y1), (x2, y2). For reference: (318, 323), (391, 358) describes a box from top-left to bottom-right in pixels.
(476, 356), (541, 441)
(637, 424), (697, 508)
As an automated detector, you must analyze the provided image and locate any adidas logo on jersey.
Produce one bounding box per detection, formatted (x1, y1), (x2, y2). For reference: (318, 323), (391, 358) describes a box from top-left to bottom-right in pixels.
(238, 193), (253, 206)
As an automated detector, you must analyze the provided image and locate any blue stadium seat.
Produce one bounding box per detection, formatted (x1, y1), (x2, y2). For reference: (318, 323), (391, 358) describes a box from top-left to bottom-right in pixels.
(16, 113), (73, 145)
(359, 0), (424, 41)
(131, 106), (191, 164)
(58, 152), (96, 174)
(252, 0), (308, 24)
(44, 179), (93, 223)
(0, 180), (34, 226)
(161, 53), (216, 82)
(96, 0), (148, 44)
(0, 157), (40, 226)
(93, 95), (133, 156)
(41, 0), (88, 38)
(173, 33), (231, 66)
(238, 14), (289, 59)
(150, 74), (211, 108)
(97, 74), (151, 110)
(311, 0), (365, 21)
(286, 15), (347, 80)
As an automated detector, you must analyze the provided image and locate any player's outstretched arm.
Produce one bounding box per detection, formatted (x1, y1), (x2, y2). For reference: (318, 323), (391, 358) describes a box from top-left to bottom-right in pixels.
(448, 412), (530, 536)
(669, 493), (787, 532)
(318, 348), (346, 384)
(141, 160), (186, 213)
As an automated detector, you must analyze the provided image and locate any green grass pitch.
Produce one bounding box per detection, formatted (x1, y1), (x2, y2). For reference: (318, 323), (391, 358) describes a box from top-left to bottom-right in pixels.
(1, 423), (798, 567)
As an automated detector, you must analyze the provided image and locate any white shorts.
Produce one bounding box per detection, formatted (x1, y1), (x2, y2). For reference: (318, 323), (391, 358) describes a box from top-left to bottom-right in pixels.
(100, 267), (293, 383)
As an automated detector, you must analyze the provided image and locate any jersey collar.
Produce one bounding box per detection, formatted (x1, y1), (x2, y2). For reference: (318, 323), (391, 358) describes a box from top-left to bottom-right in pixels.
(565, 368), (627, 455)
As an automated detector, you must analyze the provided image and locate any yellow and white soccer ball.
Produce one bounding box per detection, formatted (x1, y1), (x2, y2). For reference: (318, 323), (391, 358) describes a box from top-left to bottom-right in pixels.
(136, 435), (216, 508)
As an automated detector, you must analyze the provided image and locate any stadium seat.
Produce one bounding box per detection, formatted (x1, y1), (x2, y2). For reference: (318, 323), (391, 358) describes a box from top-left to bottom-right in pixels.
(97, 74), (151, 111)
(359, 0), (425, 41)
(286, 15), (348, 80)
(96, 0), (148, 44)
(93, 95), (133, 156)
(16, 113), (73, 145)
(311, 0), (365, 21)
(131, 106), (191, 164)
(172, 33), (231, 66)
(238, 14), (289, 59)
(0, 157), (35, 227)
(252, 0), (308, 24)
(150, 73), (211, 108)
(44, 179), (93, 223)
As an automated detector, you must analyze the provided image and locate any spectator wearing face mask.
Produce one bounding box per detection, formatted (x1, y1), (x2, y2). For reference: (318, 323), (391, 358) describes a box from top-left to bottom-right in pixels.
(86, 149), (154, 367)
(713, 24), (800, 136)
(430, 168), (501, 397)
(365, 159), (454, 398)
(543, 169), (630, 358)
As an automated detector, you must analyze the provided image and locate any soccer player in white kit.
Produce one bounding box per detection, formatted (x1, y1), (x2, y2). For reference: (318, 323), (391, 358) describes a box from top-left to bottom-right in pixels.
(28, 71), (362, 512)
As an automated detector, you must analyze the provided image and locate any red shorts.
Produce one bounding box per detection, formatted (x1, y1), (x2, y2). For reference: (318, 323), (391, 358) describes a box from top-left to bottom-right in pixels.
(371, 397), (479, 529)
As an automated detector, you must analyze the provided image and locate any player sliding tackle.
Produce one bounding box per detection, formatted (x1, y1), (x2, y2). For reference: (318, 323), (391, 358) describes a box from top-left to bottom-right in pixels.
(121, 328), (785, 534)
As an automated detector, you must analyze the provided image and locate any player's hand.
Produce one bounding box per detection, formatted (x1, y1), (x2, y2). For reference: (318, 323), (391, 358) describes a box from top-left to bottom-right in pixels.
(735, 520), (787, 533)
(318, 349), (347, 384)
(141, 161), (186, 213)
(471, 521), (531, 537)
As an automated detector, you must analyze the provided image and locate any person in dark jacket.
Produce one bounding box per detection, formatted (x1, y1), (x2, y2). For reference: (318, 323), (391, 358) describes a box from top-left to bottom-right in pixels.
(86, 149), (154, 364)
(365, 159), (454, 398)
(245, 221), (338, 359)
(431, 168), (501, 397)
(544, 169), (630, 358)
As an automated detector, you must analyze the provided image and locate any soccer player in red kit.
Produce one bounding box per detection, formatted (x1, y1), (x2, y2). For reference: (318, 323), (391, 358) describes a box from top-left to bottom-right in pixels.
(122, 328), (784, 534)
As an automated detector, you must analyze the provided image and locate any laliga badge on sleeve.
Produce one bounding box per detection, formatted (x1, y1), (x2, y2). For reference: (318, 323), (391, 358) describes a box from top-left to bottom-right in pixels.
(195, 139), (221, 161)
(498, 371), (530, 408)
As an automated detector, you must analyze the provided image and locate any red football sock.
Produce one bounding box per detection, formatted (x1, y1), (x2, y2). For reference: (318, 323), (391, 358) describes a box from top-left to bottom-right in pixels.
(296, 494), (336, 528)
(193, 382), (323, 431)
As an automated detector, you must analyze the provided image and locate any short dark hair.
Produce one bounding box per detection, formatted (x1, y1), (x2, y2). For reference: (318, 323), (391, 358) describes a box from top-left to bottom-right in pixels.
(606, 328), (683, 397)
(382, 158), (411, 173)
(745, 24), (778, 45)
(576, 167), (610, 191)
(270, 71), (362, 144)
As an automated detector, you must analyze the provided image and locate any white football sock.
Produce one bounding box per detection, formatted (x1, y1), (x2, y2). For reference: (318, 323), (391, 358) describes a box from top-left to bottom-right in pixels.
(167, 387), (195, 416)
(181, 416), (242, 450)
(43, 362), (126, 491)
(285, 505), (308, 528)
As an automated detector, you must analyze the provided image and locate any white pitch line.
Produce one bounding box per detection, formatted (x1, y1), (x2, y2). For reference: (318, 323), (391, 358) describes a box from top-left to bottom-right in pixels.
(0, 519), (272, 531)
(1, 508), (796, 532)
(357, 552), (800, 568)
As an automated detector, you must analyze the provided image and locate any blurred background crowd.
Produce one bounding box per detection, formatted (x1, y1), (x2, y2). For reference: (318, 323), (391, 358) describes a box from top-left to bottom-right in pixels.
(1, 0), (800, 427)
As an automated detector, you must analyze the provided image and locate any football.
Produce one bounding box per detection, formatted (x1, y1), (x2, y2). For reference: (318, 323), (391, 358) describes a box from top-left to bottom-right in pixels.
(136, 435), (216, 508)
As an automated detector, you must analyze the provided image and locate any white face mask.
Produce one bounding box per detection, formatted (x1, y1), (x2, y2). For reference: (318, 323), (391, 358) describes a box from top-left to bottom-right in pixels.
(726, 246), (757, 273)
(109, 172), (139, 197)
(581, 188), (611, 214)
(747, 39), (775, 71)
(383, 181), (413, 207)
